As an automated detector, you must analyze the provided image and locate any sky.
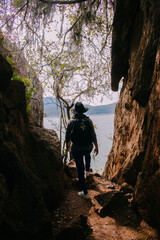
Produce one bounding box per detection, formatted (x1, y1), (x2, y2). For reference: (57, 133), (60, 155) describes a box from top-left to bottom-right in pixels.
(87, 90), (120, 106)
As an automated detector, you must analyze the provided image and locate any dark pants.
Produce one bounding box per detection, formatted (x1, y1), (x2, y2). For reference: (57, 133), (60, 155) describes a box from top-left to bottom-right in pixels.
(72, 149), (91, 195)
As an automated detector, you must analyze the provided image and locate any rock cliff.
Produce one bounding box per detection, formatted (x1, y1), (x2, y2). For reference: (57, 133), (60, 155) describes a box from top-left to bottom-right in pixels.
(0, 54), (65, 239)
(0, 38), (44, 127)
(103, 0), (160, 232)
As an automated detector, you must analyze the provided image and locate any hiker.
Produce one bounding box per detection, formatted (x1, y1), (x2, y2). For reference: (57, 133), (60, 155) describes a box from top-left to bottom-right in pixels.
(65, 102), (99, 199)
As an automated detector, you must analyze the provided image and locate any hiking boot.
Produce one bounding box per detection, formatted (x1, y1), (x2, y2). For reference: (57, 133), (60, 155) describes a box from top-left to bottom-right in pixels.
(78, 191), (90, 199)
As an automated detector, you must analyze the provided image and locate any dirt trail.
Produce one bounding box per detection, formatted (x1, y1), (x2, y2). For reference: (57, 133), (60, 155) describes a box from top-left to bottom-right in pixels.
(52, 169), (159, 240)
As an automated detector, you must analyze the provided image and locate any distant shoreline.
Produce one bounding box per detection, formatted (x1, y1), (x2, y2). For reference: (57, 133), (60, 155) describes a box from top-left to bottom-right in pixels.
(43, 97), (117, 117)
(44, 112), (115, 118)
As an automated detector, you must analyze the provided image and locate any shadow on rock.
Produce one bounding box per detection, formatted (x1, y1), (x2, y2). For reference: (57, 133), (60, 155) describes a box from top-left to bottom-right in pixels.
(54, 215), (92, 240)
(94, 191), (141, 228)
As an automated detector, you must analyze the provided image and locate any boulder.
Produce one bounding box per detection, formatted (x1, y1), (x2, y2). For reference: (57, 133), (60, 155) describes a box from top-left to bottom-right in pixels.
(94, 191), (129, 218)
(120, 182), (134, 194)
(29, 126), (64, 210)
(0, 140), (53, 240)
(65, 160), (77, 178)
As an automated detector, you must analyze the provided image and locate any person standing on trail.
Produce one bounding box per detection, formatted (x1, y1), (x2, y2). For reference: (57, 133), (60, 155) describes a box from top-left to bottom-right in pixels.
(65, 102), (99, 199)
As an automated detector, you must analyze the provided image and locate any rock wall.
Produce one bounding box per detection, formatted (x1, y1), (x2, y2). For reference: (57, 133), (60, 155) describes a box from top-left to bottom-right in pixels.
(0, 38), (44, 127)
(103, 0), (160, 231)
(0, 55), (65, 239)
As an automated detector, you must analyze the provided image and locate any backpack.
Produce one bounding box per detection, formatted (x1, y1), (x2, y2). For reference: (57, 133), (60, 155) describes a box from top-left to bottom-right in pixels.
(70, 117), (92, 145)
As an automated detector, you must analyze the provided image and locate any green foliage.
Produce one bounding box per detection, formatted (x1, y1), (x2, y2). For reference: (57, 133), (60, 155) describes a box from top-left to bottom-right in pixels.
(12, 0), (24, 8)
(6, 56), (35, 111)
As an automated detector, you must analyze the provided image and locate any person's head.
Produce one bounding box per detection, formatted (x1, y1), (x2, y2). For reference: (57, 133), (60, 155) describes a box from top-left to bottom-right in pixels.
(72, 102), (88, 114)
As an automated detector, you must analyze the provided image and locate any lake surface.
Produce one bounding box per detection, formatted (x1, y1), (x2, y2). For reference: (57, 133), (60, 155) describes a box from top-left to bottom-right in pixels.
(44, 114), (114, 174)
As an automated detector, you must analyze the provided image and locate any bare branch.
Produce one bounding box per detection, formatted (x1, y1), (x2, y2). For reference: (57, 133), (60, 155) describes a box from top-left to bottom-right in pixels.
(49, 12), (84, 64)
(0, 2), (28, 29)
(23, 0), (30, 22)
(71, 85), (95, 104)
(59, 6), (65, 38)
(99, 26), (112, 54)
(39, 0), (88, 4)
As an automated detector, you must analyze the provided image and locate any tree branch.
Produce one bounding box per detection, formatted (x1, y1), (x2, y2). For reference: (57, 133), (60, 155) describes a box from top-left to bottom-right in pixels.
(23, 0), (30, 21)
(39, 0), (88, 4)
(0, 2), (28, 28)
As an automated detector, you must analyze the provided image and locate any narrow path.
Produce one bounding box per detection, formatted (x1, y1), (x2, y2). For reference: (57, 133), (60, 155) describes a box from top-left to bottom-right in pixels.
(51, 162), (159, 240)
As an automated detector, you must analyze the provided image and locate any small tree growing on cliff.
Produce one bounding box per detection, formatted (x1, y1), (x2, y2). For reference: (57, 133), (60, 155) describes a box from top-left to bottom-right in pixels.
(45, 34), (112, 155)
(0, 0), (114, 159)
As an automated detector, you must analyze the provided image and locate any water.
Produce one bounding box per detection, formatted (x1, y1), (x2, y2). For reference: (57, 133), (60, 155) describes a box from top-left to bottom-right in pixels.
(89, 114), (114, 173)
(44, 114), (114, 174)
